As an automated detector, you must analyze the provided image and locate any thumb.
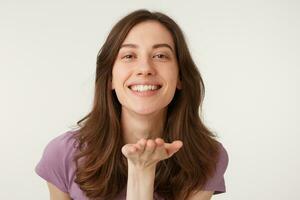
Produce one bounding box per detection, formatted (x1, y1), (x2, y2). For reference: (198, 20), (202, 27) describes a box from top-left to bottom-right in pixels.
(164, 140), (183, 157)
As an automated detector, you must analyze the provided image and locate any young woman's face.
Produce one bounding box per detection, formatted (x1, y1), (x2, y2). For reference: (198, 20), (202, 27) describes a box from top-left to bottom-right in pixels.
(112, 20), (181, 115)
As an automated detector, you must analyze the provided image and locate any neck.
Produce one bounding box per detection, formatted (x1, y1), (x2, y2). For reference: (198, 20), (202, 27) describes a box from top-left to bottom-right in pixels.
(121, 107), (167, 144)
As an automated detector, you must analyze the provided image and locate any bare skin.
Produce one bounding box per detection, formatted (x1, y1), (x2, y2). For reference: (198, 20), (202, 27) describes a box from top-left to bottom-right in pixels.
(113, 20), (213, 200)
(121, 138), (183, 200)
(122, 138), (183, 168)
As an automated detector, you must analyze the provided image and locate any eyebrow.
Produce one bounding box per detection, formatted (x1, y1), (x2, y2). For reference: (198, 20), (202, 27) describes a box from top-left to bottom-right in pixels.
(120, 43), (174, 52)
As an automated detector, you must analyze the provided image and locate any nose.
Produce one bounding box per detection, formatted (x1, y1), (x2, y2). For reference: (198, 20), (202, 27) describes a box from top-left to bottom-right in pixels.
(135, 57), (156, 76)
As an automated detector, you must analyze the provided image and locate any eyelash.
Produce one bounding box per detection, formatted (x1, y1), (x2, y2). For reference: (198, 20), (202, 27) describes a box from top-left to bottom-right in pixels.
(122, 54), (168, 60)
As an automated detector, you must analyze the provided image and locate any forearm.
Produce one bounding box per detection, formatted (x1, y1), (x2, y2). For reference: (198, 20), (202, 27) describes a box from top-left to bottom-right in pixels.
(126, 163), (156, 200)
(122, 138), (181, 200)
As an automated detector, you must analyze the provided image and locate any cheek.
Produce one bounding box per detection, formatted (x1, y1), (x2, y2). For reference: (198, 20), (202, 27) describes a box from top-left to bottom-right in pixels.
(163, 69), (179, 85)
(112, 65), (130, 88)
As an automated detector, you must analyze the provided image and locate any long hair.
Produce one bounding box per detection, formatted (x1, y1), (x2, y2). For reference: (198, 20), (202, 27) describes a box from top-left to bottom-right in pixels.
(71, 9), (221, 200)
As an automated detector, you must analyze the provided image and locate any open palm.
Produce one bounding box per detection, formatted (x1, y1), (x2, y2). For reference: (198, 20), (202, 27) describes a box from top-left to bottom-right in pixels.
(121, 138), (183, 168)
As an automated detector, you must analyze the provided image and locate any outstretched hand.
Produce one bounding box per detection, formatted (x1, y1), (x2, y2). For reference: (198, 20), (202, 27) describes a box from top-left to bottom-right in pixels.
(121, 138), (183, 169)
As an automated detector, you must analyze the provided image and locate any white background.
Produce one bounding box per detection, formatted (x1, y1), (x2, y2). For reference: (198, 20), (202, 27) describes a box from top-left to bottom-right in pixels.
(0, 0), (299, 199)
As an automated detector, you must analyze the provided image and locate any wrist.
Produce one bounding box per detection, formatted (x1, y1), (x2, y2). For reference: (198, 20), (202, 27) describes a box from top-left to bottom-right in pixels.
(126, 162), (156, 200)
(128, 162), (156, 184)
(127, 161), (157, 174)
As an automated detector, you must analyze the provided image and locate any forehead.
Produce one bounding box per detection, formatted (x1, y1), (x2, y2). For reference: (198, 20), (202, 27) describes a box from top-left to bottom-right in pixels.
(121, 20), (175, 49)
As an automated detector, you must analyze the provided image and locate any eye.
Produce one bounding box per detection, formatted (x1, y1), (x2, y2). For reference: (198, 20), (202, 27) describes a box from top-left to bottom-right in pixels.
(153, 54), (168, 59)
(122, 54), (134, 60)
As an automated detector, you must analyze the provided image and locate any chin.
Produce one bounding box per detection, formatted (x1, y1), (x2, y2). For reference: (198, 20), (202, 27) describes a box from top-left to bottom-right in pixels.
(133, 104), (168, 116)
(133, 108), (158, 115)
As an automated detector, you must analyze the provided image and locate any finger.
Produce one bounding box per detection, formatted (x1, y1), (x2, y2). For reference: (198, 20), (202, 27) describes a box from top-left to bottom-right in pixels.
(136, 138), (147, 154)
(164, 140), (183, 157)
(154, 138), (168, 159)
(130, 146), (137, 153)
(155, 138), (164, 147)
(143, 139), (156, 157)
(155, 138), (166, 154)
(121, 144), (137, 157)
(172, 140), (183, 149)
(164, 140), (183, 149)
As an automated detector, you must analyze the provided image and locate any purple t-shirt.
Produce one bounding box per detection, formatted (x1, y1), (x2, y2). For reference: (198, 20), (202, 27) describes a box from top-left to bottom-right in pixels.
(35, 130), (229, 200)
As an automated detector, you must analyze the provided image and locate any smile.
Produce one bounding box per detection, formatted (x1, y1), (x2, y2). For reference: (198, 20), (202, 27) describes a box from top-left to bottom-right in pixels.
(128, 85), (162, 97)
(129, 84), (161, 92)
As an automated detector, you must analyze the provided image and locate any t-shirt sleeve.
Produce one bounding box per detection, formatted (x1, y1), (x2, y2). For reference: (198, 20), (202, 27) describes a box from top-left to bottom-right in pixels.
(203, 142), (229, 195)
(35, 133), (70, 193)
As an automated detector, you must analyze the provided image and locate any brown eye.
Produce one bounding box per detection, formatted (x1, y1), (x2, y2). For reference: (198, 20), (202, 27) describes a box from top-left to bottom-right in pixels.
(154, 54), (168, 59)
(122, 55), (133, 59)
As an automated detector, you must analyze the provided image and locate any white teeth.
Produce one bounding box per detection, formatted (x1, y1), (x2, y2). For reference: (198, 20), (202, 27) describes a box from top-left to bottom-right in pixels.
(130, 85), (160, 92)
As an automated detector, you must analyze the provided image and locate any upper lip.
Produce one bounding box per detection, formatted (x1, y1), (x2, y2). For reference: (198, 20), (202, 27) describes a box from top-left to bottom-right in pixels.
(127, 81), (162, 88)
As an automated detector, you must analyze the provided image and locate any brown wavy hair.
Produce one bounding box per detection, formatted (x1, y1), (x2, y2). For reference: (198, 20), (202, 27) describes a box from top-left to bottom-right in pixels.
(71, 9), (221, 200)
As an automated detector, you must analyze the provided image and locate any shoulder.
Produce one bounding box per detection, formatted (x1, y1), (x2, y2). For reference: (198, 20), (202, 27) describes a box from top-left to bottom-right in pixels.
(35, 130), (79, 193)
(47, 130), (78, 152)
(216, 142), (229, 173)
(202, 141), (229, 195)
(40, 130), (78, 164)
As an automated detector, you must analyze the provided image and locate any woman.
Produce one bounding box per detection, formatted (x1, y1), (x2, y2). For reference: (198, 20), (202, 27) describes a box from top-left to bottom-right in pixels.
(35, 9), (229, 200)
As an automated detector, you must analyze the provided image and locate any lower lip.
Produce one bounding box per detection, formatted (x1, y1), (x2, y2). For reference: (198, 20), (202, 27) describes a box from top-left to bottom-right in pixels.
(128, 87), (161, 97)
